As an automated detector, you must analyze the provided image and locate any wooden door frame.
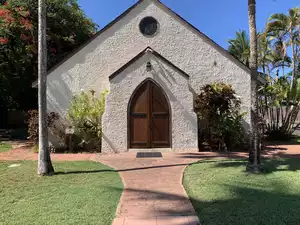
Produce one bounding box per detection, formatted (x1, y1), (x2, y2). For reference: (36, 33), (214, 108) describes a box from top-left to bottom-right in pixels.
(127, 78), (172, 149)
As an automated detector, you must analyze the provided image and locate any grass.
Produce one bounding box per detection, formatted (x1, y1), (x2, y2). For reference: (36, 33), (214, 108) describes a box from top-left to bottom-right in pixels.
(0, 161), (123, 225)
(184, 158), (300, 225)
(0, 142), (12, 152)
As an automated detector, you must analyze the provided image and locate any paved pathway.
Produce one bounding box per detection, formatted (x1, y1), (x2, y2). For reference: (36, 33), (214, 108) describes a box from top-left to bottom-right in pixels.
(1, 143), (300, 225)
(94, 152), (205, 225)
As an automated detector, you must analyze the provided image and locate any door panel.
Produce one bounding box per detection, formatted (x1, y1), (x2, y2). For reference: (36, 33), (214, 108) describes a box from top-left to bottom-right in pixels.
(151, 116), (169, 147)
(130, 82), (149, 148)
(150, 83), (170, 147)
(129, 80), (170, 148)
(152, 85), (168, 113)
(131, 84), (148, 113)
(130, 116), (148, 147)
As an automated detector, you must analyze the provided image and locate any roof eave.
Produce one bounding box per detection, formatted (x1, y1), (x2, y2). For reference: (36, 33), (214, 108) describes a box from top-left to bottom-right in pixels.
(32, 0), (147, 88)
(109, 47), (190, 80)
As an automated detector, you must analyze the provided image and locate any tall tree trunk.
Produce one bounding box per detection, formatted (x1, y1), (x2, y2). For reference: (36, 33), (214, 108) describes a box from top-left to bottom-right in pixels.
(38, 0), (54, 175)
(290, 40), (296, 91)
(247, 0), (261, 172)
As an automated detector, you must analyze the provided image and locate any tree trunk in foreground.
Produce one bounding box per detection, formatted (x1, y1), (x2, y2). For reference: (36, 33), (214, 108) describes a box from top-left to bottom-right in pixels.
(38, 0), (54, 175)
(247, 0), (261, 172)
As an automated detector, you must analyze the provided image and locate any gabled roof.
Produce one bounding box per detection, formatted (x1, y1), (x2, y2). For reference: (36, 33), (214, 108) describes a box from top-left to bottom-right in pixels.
(33, 0), (265, 87)
(109, 47), (190, 80)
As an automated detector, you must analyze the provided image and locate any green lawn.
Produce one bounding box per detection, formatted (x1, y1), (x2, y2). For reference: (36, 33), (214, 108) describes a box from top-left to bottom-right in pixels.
(184, 158), (300, 225)
(0, 161), (123, 225)
(0, 142), (12, 152)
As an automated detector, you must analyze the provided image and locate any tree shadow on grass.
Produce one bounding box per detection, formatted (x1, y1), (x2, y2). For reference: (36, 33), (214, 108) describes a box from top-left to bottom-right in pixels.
(190, 185), (300, 225)
(53, 163), (191, 175)
(107, 183), (300, 225)
(53, 169), (116, 175)
(208, 158), (300, 174)
(263, 146), (288, 151)
(177, 152), (248, 160)
(264, 135), (300, 146)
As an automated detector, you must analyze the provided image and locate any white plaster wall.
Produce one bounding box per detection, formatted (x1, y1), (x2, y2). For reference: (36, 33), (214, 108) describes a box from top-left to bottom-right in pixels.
(46, 0), (252, 147)
(102, 53), (198, 152)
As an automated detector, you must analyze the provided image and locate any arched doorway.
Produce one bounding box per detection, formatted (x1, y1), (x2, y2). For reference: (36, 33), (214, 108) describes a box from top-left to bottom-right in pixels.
(129, 79), (171, 149)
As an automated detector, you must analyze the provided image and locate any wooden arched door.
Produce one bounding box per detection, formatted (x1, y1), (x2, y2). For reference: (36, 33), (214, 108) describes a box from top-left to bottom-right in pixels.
(129, 80), (170, 148)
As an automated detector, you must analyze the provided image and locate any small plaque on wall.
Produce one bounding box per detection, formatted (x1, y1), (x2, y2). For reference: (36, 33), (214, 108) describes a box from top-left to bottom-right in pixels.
(65, 127), (74, 134)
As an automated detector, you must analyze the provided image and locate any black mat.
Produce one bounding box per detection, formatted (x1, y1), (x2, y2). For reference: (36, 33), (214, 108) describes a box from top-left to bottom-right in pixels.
(136, 152), (163, 158)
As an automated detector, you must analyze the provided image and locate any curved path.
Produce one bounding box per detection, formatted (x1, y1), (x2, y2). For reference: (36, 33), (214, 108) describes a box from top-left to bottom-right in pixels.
(94, 152), (204, 225)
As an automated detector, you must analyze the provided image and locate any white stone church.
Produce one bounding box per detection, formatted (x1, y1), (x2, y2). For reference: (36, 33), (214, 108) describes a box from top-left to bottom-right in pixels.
(41, 0), (264, 152)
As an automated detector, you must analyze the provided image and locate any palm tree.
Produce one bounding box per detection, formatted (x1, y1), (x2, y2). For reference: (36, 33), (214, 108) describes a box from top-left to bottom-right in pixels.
(247, 0), (261, 172)
(228, 31), (283, 79)
(228, 30), (250, 66)
(38, 0), (54, 175)
(257, 32), (273, 79)
(267, 8), (300, 90)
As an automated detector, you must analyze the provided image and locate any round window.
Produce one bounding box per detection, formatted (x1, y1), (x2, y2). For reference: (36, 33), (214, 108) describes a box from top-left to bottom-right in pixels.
(139, 17), (159, 36)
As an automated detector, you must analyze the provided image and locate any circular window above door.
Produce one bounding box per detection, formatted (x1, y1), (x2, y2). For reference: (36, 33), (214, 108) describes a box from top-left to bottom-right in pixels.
(139, 17), (159, 36)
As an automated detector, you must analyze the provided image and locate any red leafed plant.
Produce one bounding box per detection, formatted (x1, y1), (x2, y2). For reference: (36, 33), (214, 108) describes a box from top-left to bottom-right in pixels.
(0, 37), (8, 44)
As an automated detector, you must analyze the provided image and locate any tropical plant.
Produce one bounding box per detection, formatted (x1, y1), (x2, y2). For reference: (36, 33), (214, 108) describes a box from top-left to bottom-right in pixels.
(228, 30), (250, 66)
(259, 73), (300, 140)
(67, 90), (108, 152)
(266, 7), (300, 90)
(257, 32), (291, 79)
(195, 83), (246, 151)
(253, 7), (300, 141)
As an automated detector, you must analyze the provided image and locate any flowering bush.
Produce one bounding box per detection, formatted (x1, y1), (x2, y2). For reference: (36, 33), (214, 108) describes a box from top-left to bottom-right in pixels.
(0, 2), (33, 45)
(0, 0), (98, 121)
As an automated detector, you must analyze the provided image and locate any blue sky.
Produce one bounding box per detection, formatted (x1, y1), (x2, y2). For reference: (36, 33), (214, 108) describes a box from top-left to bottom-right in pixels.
(78, 0), (299, 49)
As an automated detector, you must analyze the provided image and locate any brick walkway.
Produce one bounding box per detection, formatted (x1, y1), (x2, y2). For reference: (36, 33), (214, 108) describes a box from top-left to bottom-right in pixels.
(1, 144), (300, 225)
(94, 152), (203, 225)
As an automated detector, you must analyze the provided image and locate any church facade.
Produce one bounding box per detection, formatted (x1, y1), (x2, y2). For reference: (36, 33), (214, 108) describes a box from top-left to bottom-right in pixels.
(44, 0), (264, 152)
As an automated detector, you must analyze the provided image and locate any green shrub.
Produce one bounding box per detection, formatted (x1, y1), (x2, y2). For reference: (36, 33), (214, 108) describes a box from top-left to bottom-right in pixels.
(32, 144), (39, 153)
(67, 89), (108, 152)
(195, 82), (247, 151)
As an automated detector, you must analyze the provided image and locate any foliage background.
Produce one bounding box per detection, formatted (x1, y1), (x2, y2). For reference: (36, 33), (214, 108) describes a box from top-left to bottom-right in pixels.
(0, 0), (98, 128)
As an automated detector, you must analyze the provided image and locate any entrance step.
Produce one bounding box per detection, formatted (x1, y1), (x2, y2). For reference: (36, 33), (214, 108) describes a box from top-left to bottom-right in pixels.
(129, 148), (172, 152)
(136, 152), (163, 158)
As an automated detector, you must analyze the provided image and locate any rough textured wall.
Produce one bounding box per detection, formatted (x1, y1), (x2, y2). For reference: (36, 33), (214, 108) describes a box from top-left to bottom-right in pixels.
(102, 53), (198, 152)
(46, 0), (252, 147)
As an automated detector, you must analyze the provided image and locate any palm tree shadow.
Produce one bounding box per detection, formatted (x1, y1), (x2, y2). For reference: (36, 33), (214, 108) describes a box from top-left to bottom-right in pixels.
(209, 158), (300, 173)
(106, 183), (300, 225)
(54, 169), (116, 175)
(53, 163), (191, 175)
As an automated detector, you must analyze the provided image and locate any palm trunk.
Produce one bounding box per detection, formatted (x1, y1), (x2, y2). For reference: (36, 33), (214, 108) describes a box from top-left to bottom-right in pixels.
(290, 40), (296, 91)
(247, 0), (261, 172)
(38, 0), (54, 175)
